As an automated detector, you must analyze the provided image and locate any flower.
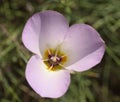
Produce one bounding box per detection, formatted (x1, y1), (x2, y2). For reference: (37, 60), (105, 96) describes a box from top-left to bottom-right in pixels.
(22, 10), (105, 98)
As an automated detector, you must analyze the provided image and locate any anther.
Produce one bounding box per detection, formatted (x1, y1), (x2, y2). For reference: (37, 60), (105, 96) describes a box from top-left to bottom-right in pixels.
(61, 55), (66, 58)
(47, 49), (51, 55)
(49, 64), (54, 70)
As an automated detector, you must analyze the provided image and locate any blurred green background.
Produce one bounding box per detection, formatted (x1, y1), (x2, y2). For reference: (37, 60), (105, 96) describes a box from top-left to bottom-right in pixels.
(0, 0), (120, 102)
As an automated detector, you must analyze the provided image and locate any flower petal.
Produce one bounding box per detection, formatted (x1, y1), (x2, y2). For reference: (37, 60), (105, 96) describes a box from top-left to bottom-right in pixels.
(66, 45), (105, 72)
(61, 24), (105, 71)
(22, 13), (41, 55)
(38, 10), (69, 55)
(25, 55), (70, 98)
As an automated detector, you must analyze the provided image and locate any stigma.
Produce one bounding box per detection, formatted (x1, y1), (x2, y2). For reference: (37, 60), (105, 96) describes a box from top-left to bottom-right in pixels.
(43, 48), (67, 71)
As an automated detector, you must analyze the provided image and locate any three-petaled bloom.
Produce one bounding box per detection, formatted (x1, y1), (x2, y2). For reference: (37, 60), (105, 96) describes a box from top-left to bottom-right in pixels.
(22, 10), (105, 98)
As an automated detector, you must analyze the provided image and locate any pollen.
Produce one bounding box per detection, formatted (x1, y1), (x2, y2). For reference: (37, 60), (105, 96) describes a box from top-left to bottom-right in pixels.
(43, 48), (67, 71)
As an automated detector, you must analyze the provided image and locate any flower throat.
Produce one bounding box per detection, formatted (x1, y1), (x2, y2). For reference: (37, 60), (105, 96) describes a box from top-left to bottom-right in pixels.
(43, 48), (67, 71)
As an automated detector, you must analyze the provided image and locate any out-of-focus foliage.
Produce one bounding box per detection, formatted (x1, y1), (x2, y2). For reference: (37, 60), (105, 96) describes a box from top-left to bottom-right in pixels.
(0, 0), (120, 102)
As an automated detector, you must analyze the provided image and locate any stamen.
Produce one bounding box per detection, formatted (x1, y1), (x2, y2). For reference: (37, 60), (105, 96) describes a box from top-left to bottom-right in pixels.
(61, 55), (67, 58)
(49, 64), (54, 70)
(47, 49), (51, 55)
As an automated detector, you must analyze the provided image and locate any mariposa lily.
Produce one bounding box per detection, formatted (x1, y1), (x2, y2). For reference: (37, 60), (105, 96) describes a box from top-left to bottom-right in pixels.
(22, 10), (105, 98)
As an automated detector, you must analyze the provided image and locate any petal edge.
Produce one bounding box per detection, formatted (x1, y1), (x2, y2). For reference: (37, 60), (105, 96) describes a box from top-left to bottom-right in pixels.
(25, 55), (71, 98)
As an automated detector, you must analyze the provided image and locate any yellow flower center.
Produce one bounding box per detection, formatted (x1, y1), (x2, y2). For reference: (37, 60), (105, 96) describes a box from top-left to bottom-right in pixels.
(43, 48), (67, 71)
